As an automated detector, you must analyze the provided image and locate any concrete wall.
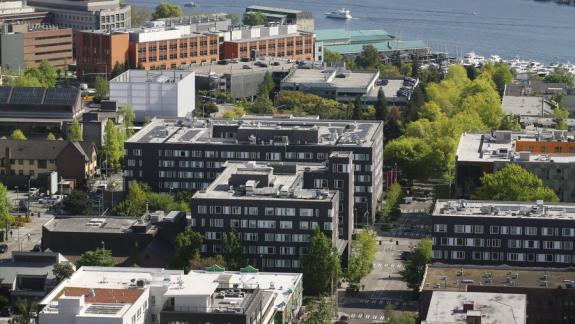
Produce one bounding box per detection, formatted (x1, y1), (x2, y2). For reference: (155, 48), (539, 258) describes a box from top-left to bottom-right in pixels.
(0, 33), (24, 70)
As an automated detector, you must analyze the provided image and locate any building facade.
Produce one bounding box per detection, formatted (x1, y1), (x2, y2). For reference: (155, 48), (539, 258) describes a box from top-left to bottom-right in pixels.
(0, 1), (49, 26)
(39, 266), (303, 324)
(28, 0), (130, 31)
(222, 32), (314, 62)
(109, 70), (195, 122)
(123, 116), (384, 227)
(245, 5), (314, 33)
(0, 24), (72, 70)
(456, 130), (575, 202)
(432, 200), (575, 267)
(75, 30), (129, 80)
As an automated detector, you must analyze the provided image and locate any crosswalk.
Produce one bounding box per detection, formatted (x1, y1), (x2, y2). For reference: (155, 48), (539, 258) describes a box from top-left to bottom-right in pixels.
(400, 209), (428, 213)
(373, 263), (404, 270)
(349, 313), (387, 321)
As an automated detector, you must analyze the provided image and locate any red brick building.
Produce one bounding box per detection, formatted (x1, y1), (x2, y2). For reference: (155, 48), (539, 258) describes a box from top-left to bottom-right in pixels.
(222, 33), (314, 61)
(75, 30), (129, 80)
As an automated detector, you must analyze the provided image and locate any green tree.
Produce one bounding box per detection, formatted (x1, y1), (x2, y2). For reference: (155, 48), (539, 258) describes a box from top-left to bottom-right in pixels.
(355, 228), (377, 276)
(103, 120), (123, 169)
(68, 118), (83, 141)
(9, 74), (43, 87)
(250, 94), (274, 114)
(94, 76), (109, 101)
(242, 12), (266, 26)
(375, 88), (388, 121)
(111, 61), (126, 78)
(545, 68), (574, 88)
(226, 13), (240, 24)
(77, 248), (115, 267)
(10, 129), (27, 140)
(379, 64), (402, 78)
(0, 184), (14, 231)
(381, 183), (402, 221)
(121, 105), (135, 137)
(418, 102), (443, 121)
(384, 306), (417, 324)
(472, 164), (559, 202)
(62, 190), (92, 214)
(404, 86), (426, 122)
(419, 65), (441, 84)
(259, 71), (274, 97)
(383, 137), (434, 181)
(9, 299), (37, 324)
(53, 262), (75, 283)
(222, 105), (246, 119)
(223, 228), (246, 270)
(499, 114), (521, 131)
(411, 55), (421, 78)
(352, 96), (363, 120)
(172, 229), (204, 271)
(553, 105), (570, 130)
(301, 228), (340, 295)
(46, 132), (57, 140)
(383, 107), (404, 142)
(355, 45), (380, 69)
(400, 238), (432, 290)
(302, 296), (333, 324)
(324, 49), (343, 66)
(152, 2), (184, 20)
(131, 5), (151, 27)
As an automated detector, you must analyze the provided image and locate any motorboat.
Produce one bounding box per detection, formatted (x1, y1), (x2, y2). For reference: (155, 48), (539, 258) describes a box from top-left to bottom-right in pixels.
(325, 8), (352, 19)
(184, 1), (196, 7)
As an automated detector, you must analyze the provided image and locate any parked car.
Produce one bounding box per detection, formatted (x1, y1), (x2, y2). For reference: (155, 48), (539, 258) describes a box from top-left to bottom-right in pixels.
(240, 57), (251, 62)
(243, 65), (252, 69)
(272, 61), (280, 66)
(0, 243), (8, 253)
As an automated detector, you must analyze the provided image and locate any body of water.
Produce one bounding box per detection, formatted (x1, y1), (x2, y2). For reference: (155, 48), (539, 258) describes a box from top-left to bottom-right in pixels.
(128, 0), (575, 64)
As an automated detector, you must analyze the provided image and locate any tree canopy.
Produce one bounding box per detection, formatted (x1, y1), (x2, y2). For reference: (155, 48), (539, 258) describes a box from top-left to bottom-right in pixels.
(301, 228), (340, 295)
(53, 262), (75, 283)
(8, 60), (58, 88)
(242, 12), (266, 26)
(46, 132), (57, 140)
(68, 119), (83, 141)
(323, 49), (343, 66)
(10, 129), (27, 140)
(103, 120), (123, 169)
(113, 181), (190, 217)
(77, 248), (115, 267)
(223, 228), (246, 270)
(152, 2), (184, 20)
(62, 190), (92, 215)
(172, 229), (204, 271)
(400, 238), (432, 290)
(346, 228), (377, 284)
(94, 76), (109, 101)
(0, 184), (14, 229)
(472, 164), (559, 202)
(544, 68), (574, 88)
(355, 45), (380, 69)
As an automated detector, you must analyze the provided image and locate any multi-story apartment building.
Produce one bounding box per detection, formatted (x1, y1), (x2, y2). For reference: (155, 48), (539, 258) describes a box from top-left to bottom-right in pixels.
(27, 0), (130, 31)
(0, 24), (72, 70)
(432, 200), (575, 267)
(190, 161), (342, 271)
(221, 24), (314, 61)
(39, 266), (303, 324)
(123, 116), (384, 227)
(75, 27), (219, 79)
(456, 130), (575, 202)
(420, 263), (575, 324)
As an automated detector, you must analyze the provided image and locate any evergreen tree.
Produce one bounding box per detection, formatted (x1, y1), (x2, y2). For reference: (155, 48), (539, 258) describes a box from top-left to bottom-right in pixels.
(352, 96), (363, 120)
(400, 239), (432, 290)
(53, 262), (75, 283)
(411, 55), (421, 78)
(375, 88), (388, 121)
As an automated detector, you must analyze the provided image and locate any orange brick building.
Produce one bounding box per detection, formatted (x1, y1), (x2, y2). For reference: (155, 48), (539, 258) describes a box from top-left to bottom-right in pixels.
(75, 30), (129, 80)
(222, 33), (314, 61)
(515, 140), (575, 154)
(130, 33), (219, 70)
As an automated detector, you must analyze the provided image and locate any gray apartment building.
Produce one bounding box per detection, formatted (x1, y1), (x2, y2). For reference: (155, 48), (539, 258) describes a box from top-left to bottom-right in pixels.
(28, 0), (130, 30)
(432, 200), (575, 268)
(123, 116), (384, 228)
(189, 161), (345, 271)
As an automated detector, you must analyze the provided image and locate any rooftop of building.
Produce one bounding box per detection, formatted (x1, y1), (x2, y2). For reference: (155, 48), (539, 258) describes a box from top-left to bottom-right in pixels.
(191, 57), (296, 76)
(0, 86), (79, 107)
(40, 266), (301, 315)
(193, 161), (337, 202)
(325, 40), (429, 54)
(246, 5), (303, 15)
(421, 263), (575, 292)
(456, 130), (575, 164)
(423, 291), (526, 324)
(282, 68), (378, 90)
(502, 95), (553, 117)
(27, 0), (126, 11)
(110, 70), (193, 84)
(126, 116), (382, 148)
(0, 139), (95, 161)
(42, 216), (156, 234)
(0, 252), (67, 287)
(315, 29), (394, 43)
(433, 199), (575, 220)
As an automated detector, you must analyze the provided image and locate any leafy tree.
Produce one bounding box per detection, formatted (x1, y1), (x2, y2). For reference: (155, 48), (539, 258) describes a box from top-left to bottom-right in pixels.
(0, 184), (14, 230)
(94, 76), (109, 101)
(242, 12), (266, 26)
(353, 228), (377, 276)
(77, 248), (115, 267)
(250, 94), (274, 114)
(9, 74), (43, 87)
(222, 105), (246, 119)
(379, 64), (402, 78)
(53, 262), (75, 283)
(404, 86), (426, 122)
(121, 105), (135, 137)
(499, 114), (521, 131)
(400, 239), (432, 290)
(152, 2), (184, 20)
(418, 102), (443, 121)
(131, 5), (151, 27)
(545, 68), (574, 88)
(103, 120), (123, 169)
(384, 306), (418, 324)
(419, 65), (441, 84)
(352, 96), (363, 120)
(62, 190), (92, 214)
(259, 71), (274, 97)
(276, 91), (348, 119)
(302, 296), (333, 324)
(355, 45), (380, 69)
(10, 129), (27, 140)
(226, 13), (240, 24)
(189, 255), (227, 270)
(375, 88), (387, 121)
(472, 164), (559, 202)
(383, 107), (404, 142)
(301, 228), (340, 295)
(9, 299), (37, 324)
(484, 62), (513, 97)
(113, 181), (148, 216)
(68, 118), (83, 141)
(384, 137), (434, 181)
(46, 132), (57, 140)
(172, 229), (204, 271)
(381, 183), (402, 221)
(223, 228), (246, 269)
(552, 105), (570, 130)
(324, 49), (343, 66)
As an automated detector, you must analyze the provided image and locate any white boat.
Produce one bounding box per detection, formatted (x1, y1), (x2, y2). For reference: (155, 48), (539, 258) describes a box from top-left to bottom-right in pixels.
(325, 8), (352, 19)
(184, 1), (196, 7)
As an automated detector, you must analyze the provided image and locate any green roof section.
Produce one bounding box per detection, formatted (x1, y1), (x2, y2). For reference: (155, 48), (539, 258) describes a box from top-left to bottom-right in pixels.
(205, 264), (225, 272)
(326, 40), (429, 54)
(240, 265), (259, 273)
(246, 5), (302, 15)
(315, 29), (394, 44)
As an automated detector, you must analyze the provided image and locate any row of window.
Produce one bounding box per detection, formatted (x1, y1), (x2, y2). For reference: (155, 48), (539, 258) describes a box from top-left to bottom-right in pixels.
(197, 206), (329, 218)
(204, 232), (311, 243)
(193, 218), (332, 231)
(434, 237), (574, 250)
(433, 250), (575, 263)
(435, 224), (575, 237)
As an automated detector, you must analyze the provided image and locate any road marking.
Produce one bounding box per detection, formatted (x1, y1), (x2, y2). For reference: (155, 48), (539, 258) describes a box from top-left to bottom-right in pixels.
(365, 314), (370, 319)
(380, 315), (386, 320)
(358, 313), (363, 319)
(350, 314), (355, 318)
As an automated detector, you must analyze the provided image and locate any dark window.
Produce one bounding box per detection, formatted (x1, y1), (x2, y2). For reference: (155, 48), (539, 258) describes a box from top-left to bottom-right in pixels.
(38, 160), (47, 169)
